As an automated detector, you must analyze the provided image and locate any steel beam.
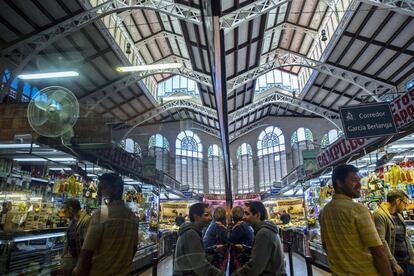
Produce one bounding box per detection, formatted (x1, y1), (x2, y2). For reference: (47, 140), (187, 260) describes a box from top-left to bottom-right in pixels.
(80, 67), (211, 115)
(1, 0), (200, 82)
(135, 30), (186, 53)
(229, 118), (270, 142)
(359, 0), (414, 17)
(121, 98), (217, 138)
(220, 0), (291, 33)
(227, 49), (397, 101)
(263, 22), (319, 41)
(190, 121), (220, 138)
(228, 87), (342, 130)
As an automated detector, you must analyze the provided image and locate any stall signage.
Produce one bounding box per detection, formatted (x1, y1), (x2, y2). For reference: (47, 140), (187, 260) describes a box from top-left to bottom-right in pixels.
(183, 191), (193, 198)
(270, 188), (279, 196)
(302, 150), (319, 176)
(340, 103), (397, 139)
(317, 90), (414, 169)
(390, 89), (414, 129)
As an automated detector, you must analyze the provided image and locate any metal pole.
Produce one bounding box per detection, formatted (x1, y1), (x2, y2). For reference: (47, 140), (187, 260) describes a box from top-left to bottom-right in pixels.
(287, 241), (294, 276)
(152, 252), (158, 276)
(305, 256), (313, 276)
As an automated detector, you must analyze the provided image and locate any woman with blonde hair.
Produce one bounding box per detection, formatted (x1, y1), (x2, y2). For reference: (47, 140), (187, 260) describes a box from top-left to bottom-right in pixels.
(203, 206), (229, 271)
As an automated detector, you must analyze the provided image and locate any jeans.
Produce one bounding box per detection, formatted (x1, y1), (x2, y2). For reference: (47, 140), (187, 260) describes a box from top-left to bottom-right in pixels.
(398, 262), (414, 276)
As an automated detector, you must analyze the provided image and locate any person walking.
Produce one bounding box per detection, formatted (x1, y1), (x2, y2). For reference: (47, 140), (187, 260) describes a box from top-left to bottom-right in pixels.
(373, 190), (414, 275)
(73, 173), (139, 276)
(203, 207), (229, 271)
(232, 201), (286, 276)
(319, 164), (393, 276)
(60, 198), (90, 275)
(174, 203), (225, 276)
(228, 206), (254, 273)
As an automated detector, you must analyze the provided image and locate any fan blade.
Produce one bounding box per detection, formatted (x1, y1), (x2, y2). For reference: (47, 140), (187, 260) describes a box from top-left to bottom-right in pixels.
(28, 86), (79, 137)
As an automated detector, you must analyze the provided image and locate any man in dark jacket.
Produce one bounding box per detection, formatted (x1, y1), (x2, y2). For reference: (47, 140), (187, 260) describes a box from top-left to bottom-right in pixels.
(175, 213), (185, 226)
(232, 201), (286, 276)
(280, 210), (291, 224)
(174, 203), (225, 276)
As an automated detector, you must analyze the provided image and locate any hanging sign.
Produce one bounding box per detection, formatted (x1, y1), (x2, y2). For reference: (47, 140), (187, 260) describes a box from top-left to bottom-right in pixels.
(317, 89), (414, 169)
(270, 188), (279, 196)
(340, 103), (397, 139)
(302, 149), (319, 176)
(183, 191), (193, 198)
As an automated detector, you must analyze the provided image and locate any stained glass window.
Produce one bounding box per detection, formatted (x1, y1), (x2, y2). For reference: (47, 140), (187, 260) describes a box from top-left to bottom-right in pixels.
(148, 134), (170, 173)
(208, 144), (224, 194)
(291, 128), (314, 168)
(176, 130), (203, 193)
(257, 126), (287, 191)
(149, 134), (170, 150)
(321, 129), (341, 148)
(236, 143), (254, 194)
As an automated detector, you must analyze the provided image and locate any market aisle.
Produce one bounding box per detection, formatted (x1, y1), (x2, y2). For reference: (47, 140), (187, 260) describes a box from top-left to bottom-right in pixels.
(286, 253), (331, 276)
(138, 255), (173, 276)
(138, 253), (330, 276)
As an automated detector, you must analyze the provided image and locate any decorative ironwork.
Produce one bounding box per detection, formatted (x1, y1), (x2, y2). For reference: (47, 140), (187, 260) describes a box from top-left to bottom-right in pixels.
(229, 87), (342, 130)
(359, 0), (414, 17)
(220, 0), (290, 32)
(228, 50), (396, 101)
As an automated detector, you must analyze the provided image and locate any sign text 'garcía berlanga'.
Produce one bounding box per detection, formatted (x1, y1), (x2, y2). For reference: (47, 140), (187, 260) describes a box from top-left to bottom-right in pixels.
(339, 102), (398, 139)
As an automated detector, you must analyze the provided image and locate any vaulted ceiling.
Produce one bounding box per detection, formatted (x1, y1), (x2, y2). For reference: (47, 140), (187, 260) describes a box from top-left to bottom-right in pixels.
(0, 0), (413, 140)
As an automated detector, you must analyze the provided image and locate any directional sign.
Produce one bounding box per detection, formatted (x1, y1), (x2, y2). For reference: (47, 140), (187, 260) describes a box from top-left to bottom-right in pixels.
(340, 102), (397, 139)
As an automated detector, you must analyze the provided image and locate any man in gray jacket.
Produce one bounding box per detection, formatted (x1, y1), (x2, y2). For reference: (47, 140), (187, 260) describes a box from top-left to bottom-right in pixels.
(232, 201), (286, 276)
(373, 190), (414, 275)
(174, 203), (225, 276)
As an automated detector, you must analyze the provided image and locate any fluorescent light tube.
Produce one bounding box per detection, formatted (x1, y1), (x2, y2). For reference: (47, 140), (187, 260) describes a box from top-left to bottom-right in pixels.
(86, 167), (103, 171)
(116, 63), (182, 72)
(14, 157), (76, 162)
(394, 155), (414, 159)
(389, 144), (414, 149)
(49, 167), (72, 170)
(18, 71), (79, 80)
(0, 144), (40, 148)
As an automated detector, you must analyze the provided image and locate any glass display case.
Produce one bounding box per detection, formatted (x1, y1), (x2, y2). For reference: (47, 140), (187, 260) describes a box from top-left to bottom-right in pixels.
(308, 227), (329, 268)
(0, 228), (66, 275)
(131, 222), (158, 273)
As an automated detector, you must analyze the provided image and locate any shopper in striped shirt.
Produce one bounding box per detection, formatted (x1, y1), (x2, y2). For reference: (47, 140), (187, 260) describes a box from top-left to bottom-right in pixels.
(319, 164), (392, 275)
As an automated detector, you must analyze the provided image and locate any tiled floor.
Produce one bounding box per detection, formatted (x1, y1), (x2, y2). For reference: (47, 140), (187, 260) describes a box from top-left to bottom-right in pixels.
(139, 253), (331, 276)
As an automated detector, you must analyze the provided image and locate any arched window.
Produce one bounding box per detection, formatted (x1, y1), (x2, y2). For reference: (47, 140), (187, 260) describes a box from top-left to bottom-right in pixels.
(148, 134), (170, 173)
(291, 128), (314, 168)
(125, 138), (134, 153)
(175, 131), (203, 193)
(236, 143), (254, 194)
(208, 144), (224, 194)
(257, 127), (287, 191)
(321, 129), (340, 148)
(120, 138), (142, 158)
